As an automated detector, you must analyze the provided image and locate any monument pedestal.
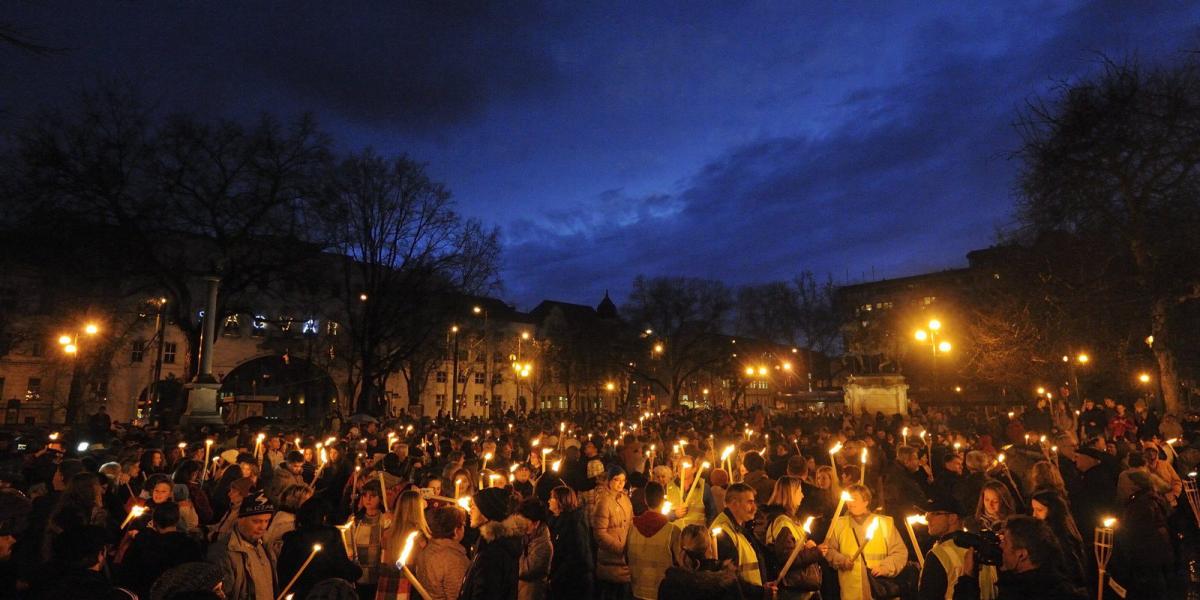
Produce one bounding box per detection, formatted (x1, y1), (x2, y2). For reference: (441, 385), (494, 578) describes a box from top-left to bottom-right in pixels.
(181, 381), (225, 426)
(844, 374), (909, 416)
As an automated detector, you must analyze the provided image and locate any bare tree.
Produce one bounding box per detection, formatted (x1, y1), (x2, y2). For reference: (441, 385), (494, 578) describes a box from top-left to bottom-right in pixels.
(320, 150), (500, 416)
(1016, 56), (1200, 414)
(622, 276), (733, 407)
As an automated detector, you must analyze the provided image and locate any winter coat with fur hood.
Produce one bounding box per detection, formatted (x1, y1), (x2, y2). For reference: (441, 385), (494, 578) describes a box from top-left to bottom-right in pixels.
(459, 513), (527, 600)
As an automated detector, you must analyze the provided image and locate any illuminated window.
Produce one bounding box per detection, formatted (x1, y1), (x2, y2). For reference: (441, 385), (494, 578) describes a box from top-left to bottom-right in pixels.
(302, 319), (319, 335)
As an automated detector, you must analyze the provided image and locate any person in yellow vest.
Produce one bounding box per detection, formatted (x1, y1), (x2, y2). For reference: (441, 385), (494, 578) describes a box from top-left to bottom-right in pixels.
(711, 483), (777, 599)
(656, 460), (715, 529)
(763, 476), (821, 600)
(820, 483), (909, 600)
(627, 481), (681, 600)
(917, 495), (992, 600)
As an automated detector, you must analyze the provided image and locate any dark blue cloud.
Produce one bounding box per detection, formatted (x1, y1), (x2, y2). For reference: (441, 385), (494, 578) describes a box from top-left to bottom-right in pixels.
(3, 1), (1198, 311)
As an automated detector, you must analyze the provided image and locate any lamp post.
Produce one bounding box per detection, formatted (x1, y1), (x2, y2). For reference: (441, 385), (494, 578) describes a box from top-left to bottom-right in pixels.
(472, 306), (492, 418)
(449, 325), (460, 420)
(1063, 352), (1090, 406)
(914, 319), (951, 400)
(59, 321), (101, 424)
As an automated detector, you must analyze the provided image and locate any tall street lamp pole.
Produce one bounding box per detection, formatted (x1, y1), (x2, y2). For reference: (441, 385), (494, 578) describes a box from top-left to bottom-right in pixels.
(450, 325), (460, 420)
(59, 322), (100, 424)
(915, 319), (951, 402)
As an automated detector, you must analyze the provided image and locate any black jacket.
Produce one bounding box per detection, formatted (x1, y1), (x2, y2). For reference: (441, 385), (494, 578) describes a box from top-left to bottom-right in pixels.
(32, 565), (133, 600)
(658, 562), (740, 600)
(548, 507), (594, 597)
(277, 526), (362, 600)
(460, 514), (524, 600)
(953, 566), (1087, 600)
(117, 529), (203, 597)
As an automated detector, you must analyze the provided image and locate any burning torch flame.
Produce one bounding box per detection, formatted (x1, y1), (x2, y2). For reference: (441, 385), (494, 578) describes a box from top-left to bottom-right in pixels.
(829, 441), (843, 455)
(907, 514), (928, 526)
(661, 500), (673, 516)
(398, 531), (419, 567)
(802, 515), (814, 534)
(864, 517), (880, 540)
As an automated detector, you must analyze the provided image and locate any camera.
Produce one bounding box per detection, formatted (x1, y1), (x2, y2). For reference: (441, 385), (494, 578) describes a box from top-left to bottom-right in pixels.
(952, 529), (1003, 566)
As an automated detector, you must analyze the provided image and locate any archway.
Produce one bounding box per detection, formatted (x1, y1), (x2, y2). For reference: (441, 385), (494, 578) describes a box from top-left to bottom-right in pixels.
(219, 355), (338, 423)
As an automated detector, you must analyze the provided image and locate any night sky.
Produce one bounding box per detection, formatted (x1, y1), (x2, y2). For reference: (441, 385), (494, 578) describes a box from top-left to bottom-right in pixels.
(4, 2), (1199, 309)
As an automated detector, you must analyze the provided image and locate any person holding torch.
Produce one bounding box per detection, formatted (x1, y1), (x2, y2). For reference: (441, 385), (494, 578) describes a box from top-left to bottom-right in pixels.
(820, 484), (908, 600)
(710, 482), (775, 599)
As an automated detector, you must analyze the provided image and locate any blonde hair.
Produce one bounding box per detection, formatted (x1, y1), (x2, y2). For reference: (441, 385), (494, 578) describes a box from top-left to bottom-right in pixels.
(765, 476), (803, 518)
(678, 524), (711, 571)
(383, 489), (432, 564)
(1027, 461), (1066, 497)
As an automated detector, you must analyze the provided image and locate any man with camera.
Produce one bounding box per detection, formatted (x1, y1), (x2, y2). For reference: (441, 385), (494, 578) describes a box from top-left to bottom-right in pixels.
(952, 515), (1086, 600)
(917, 496), (990, 600)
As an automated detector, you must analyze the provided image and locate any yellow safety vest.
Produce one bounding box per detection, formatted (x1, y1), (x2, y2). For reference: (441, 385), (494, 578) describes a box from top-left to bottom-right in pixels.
(832, 514), (896, 600)
(765, 513), (807, 546)
(673, 478), (707, 528)
(627, 521), (679, 600)
(925, 539), (966, 600)
(711, 512), (763, 586)
(978, 564), (998, 600)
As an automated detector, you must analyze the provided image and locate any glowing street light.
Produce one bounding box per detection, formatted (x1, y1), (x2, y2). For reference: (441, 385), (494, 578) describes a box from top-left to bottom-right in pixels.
(1138, 372), (1152, 384)
(1077, 353), (1089, 364)
(914, 330), (928, 342)
(928, 319), (941, 331)
(937, 341), (951, 353)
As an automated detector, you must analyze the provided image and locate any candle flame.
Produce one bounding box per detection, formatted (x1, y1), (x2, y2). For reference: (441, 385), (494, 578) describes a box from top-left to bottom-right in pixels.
(1167, 438), (1179, 445)
(532, 438), (540, 447)
(721, 445), (735, 461)
(312, 543), (323, 552)
(829, 441), (843, 455)
(551, 460), (561, 472)
(997, 453), (1006, 463)
(131, 505), (146, 517)
(510, 463), (519, 473)
(711, 527), (722, 537)
(484, 452), (493, 461)
(324, 437), (336, 446)
(398, 531), (419, 566)
(860, 448), (868, 464)
(206, 438), (214, 446)
(48, 432), (59, 441)
(661, 500), (673, 515)
(802, 515), (814, 533)
(457, 496), (471, 511)
(907, 514), (928, 525)
(701, 461), (711, 470)
(257, 433), (266, 442)
(840, 490), (852, 501)
(902, 426), (909, 436)
(865, 517), (880, 540)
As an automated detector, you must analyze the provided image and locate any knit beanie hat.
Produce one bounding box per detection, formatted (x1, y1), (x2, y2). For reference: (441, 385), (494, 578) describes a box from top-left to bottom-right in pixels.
(238, 489), (275, 518)
(474, 487), (512, 522)
(587, 459), (605, 479)
(220, 449), (239, 464)
(149, 561), (223, 600)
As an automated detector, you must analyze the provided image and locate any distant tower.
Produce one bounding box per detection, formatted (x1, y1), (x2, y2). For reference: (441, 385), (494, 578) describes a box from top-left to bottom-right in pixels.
(596, 290), (618, 319)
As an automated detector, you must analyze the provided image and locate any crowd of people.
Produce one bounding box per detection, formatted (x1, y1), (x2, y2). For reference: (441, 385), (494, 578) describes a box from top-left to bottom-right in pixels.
(0, 395), (1195, 600)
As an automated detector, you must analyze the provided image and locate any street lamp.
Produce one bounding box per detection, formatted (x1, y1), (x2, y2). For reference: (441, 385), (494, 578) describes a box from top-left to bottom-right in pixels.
(914, 318), (951, 398)
(59, 322), (101, 423)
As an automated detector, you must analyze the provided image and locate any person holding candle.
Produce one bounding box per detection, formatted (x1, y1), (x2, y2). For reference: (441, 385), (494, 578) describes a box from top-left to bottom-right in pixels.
(762, 476), (821, 600)
(412, 506), (470, 600)
(820, 484), (908, 600)
(1116, 469), (1174, 600)
(460, 487), (523, 600)
(278, 498), (363, 600)
(377, 489), (432, 600)
(628, 481), (681, 600)
(206, 490), (278, 600)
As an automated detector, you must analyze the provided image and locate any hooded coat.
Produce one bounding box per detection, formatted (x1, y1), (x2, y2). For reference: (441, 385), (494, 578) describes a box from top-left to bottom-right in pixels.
(459, 513), (526, 600)
(548, 507), (594, 600)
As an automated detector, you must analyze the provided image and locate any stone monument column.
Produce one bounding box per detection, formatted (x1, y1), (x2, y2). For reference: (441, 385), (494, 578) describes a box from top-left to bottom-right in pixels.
(182, 276), (226, 426)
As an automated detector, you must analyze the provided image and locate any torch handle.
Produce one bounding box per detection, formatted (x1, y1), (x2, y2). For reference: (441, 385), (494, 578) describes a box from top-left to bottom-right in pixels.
(402, 565), (433, 600)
